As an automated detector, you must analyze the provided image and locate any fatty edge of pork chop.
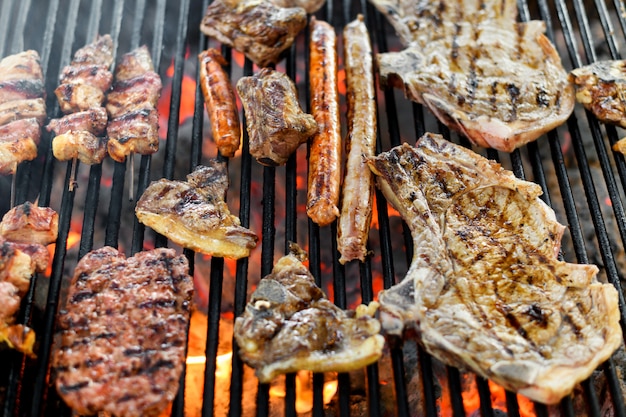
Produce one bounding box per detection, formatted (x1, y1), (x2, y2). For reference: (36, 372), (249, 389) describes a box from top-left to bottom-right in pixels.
(369, 0), (575, 152)
(367, 133), (622, 405)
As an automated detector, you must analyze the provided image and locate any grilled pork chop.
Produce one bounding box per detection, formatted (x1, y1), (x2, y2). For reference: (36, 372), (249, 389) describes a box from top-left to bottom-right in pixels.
(367, 133), (622, 404)
(53, 247), (193, 417)
(234, 244), (384, 382)
(369, 0), (574, 152)
(136, 160), (258, 259)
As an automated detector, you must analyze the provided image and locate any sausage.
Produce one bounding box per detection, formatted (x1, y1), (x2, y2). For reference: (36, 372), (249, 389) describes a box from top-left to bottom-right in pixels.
(198, 48), (241, 158)
(307, 17), (341, 227)
(337, 15), (377, 264)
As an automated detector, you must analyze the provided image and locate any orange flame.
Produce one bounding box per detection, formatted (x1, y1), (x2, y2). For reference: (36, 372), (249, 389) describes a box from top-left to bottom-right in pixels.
(157, 59), (198, 139)
(269, 371), (338, 414)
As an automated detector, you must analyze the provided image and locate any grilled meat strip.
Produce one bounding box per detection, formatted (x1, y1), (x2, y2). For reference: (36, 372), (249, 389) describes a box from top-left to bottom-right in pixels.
(234, 244), (384, 382)
(0, 98), (46, 126)
(53, 247), (193, 417)
(106, 46), (162, 163)
(200, 0), (307, 67)
(198, 48), (241, 158)
(0, 118), (42, 175)
(268, 0), (326, 13)
(237, 68), (317, 166)
(307, 18), (341, 226)
(369, 0), (574, 152)
(337, 15), (376, 264)
(1, 202), (59, 246)
(569, 60), (626, 154)
(136, 160), (258, 259)
(367, 133), (622, 404)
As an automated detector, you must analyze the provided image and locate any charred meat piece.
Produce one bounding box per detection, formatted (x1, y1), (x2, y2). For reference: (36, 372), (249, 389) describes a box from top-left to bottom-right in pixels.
(198, 48), (241, 158)
(569, 60), (626, 153)
(269, 0), (326, 13)
(200, 0), (307, 67)
(47, 107), (108, 137)
(237, 68), (317, 166)
(1, 202), (59, 246)
(0, 118), (42, 175)
(48, 107), (108, 164)
(53, 247), (194, 417)
(234, 244), (384, 382)
(136, 160), (258, 259)
(369, 0), (574, 152)
(54, 34), (114, 114)
(0, 98), (46, 126)
(0, 79), (45, 103)
(106, 46), (162, 162)
(367, 133), (622, 404)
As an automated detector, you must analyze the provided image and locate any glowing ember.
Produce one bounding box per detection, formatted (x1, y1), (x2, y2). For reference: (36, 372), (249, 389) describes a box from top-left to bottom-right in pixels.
(269, 371), (338, 414)
(157, 59), (197, 139)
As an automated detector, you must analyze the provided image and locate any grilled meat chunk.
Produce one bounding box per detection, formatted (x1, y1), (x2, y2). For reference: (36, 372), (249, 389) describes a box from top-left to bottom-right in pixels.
(136, 161), (258, 259)
(237, 68), (317, 166)
(0, 98), (46, 126)
(369, 0), (574, 152)
(198, 48), (241, 158)
(200, 0), (307, 67)
(0, 118), (42, 175)
(569, 60), (626, 153)
(52, 131), (108, 165)
(0, 79), (45, 103)
(367, 133), (622, 404)
(268, 0), (325, 13)
(106, 46), (162, 162)
(234, 244), (384, 382)
(1, 202), (59, 246)
(53, 247), (194, 417)
(0, 50), (44, 82)
(47, 107), (107, 137)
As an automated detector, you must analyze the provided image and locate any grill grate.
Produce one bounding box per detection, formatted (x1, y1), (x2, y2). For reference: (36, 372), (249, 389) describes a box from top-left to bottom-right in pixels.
(1, 0), (626, 416)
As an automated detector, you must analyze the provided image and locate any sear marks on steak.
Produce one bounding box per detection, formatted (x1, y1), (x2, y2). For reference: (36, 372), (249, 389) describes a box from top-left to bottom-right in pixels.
(53, 247), (194, 417)
(234, 244), (384, 382)
(200, 0), (307, 68)
(368, 0), (574, 152)
(569, 60), (626, 154)
(136, 160), (258, 259)
(367, 133), (622, 404)
(237, 68), (317, 166)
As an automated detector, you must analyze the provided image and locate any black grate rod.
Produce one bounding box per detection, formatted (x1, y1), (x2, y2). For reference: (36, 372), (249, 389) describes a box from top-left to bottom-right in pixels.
(592, 0), (621, 59)
(553, 0), (584, 68)
(8, 0), (30, 54)
(476, 375), (495, 417)
(85, 0), (103, 43)
(0, 0), (13, 56)
(446, 366), (466, 417)
(130, 0), (146, 50)
(611, 0), (626, 40)
(150, 0), (167, 72)
(571, 0), (598, 64)
(78, 164), (103, 258)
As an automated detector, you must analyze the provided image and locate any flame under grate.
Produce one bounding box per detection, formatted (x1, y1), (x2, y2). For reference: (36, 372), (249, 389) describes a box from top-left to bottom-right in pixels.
(1, 0), (626, 416)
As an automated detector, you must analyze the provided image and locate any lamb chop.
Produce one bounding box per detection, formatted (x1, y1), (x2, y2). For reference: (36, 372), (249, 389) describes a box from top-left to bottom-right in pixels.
(234, 244), (384, 382)
(200, 0), (307, 67)
(136, 160), (258, 259)
(367, 133), (622, 404)
(236, 68), (317, 166)
(53, 247), (194, 417)
(368, 0), (574, 152)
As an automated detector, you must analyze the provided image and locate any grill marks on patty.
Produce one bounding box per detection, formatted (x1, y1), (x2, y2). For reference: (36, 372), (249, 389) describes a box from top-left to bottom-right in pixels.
(53, 247), (193, 417)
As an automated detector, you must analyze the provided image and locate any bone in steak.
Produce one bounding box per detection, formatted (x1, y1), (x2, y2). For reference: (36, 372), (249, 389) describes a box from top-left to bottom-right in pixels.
(53, 247), (193, 417)
(234, 244), (384, 382)
(236, 68), (317, 166)
(200, 0), (307, 68)
(367, 133), (622, 404)
(368, 0), (574, 152)
(136, 160), (258, 259)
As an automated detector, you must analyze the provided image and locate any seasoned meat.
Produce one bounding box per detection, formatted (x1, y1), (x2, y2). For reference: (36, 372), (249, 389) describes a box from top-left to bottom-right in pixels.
(369, 0), (574, 152)
(0, 79), (45, 103)
(136, 161), (258, 259)
(337, 15), (376, 263)
(234, 244), (384, 382)
(106, 46), (162, 162)
(367, 133), (622, 404)
(0, 118), (41, 175)
(268, 0), (325, 13)
(70, 34), (115, 67)
(53, 247), (194, 417)
(1, 202), (59, 246)
(47, 107), (108, 137)
(0, 98), (46, 126)
(52, 131), (107, 165)
(569, 60), (626, 153)
(0, 280), (35, 356)
(236, 68), (316, 166)
(200, 0), (307, 67)
(0, 50), (44, 82)
(198, 48), (241, 158)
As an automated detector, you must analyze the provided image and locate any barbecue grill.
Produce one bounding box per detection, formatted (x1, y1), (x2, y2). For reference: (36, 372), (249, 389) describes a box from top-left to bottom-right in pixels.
(1, 0), (626, 415)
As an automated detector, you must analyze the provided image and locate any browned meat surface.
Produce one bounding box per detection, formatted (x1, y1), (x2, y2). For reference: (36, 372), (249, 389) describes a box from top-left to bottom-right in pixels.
(0, 98), (46, 126)
(269, 0), (325, 13)
(234, 244), (384, 382)
(368, 0), (574, 152)
(0, 118), (41, 175)
(1, 202), (59, 246)
(47, 108), (108, 164)
(0, 50), (44, 82)
(46, 107), (107, 136)
(71, 35), (115, 67)
(236, 68), (316, 166)
(136, 161), (258, 259)
(106, 46), (162, 162)
(367, 133), (622, 404)
(337, 15), (376, 264)
(0, 79), (45, 103)
(198, 48), (241, 158)
(200, 0), (307, 67)
(53, 247), (194, 417)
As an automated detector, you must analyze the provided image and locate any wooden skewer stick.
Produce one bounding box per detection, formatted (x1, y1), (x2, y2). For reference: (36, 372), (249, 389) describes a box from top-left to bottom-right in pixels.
(69, 158), (78, 192)
(10, 162), (17, 208)
(128, 152), (135, 201)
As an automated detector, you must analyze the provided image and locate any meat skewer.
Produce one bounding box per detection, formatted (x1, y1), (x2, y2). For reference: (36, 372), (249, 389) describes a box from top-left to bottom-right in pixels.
(337, 15), (377, 264)
(307, 17), (341, 227)
(198, 48), (241, 158)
